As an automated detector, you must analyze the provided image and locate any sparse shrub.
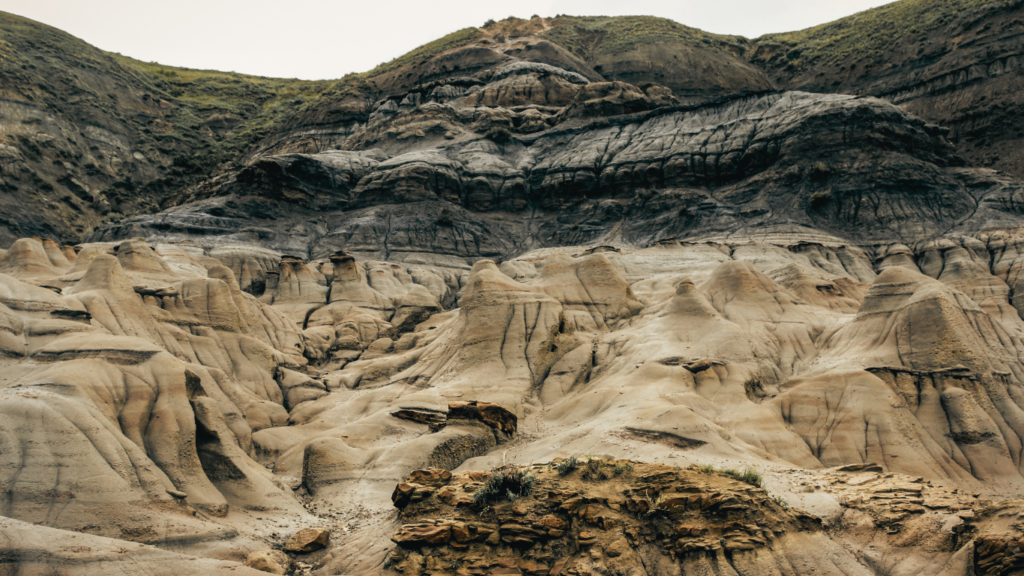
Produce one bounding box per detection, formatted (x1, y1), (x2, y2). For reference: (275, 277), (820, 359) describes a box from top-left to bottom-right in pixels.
(449, 558), (462, 569)
(471, 483), (496, 506)
(696, 464), (716, 475)
(644, 492), (665, 517)
(484, 19), (496, 27)
(556, 456), (580, 476)
(581, 457), (614, 481)
(720, 467), (764, 488)
(104, 212), (125, 224)
(771, 493), (790, 509)
(472, 468), (537, 506)
(614, 465), (626, 475)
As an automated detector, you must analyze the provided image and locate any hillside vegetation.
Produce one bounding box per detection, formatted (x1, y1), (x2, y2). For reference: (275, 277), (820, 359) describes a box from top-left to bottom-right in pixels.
(541, 15), (747, 59)
(753, 0), (1021, 72)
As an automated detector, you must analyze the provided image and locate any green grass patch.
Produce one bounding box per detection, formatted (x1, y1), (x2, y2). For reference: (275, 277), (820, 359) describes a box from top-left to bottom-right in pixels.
(693, 464), (764, 488)
(719, 467), (764, 488)
(755, 0), (1018, 71)
(363, 27), (482, 78)
(555, 456), (580, 476)
(540, 15), (745, 59)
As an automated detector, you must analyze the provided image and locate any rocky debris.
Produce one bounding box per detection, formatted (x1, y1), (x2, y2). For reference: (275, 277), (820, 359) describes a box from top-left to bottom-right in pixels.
(448, 401), (518, 435)
(782, 467), (986, 528)
(391, 408), (448, 431)
(284, 527), (331, 553)
(975, 533), (1024, 576)
(392, 468), (455, 508)
(245, 549), (292, 574)
(389, 401), (518, 437)
(410, 468), (454, 487)
(386, 461), (835, 576)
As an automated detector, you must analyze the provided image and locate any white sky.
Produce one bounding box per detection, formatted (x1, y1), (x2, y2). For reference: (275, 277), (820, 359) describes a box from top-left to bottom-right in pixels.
(0, 0), (897, 80)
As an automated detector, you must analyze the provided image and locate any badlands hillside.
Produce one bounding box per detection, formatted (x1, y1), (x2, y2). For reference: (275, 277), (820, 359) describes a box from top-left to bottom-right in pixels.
(5, 1), (1024, 575)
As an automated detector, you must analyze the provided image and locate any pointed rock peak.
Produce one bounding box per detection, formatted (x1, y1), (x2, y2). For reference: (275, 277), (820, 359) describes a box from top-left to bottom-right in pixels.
(208, 265), (242, 292)
(63, 246), (112, 277)
(66, 254), (136, 296)
(0, 237), (64, 278)
(701, 260), (800, 318)
(675, 278), (698, 295)
(703, 260), (786, 300)
(574, 253), (641, 303)
(61, 245), (78, 263)
(872, 265), (929, 286)
(868, 265), (982, 315)
(463, 259), (546, 303)
(41, 238), (71, 268)
(116, 238), (174, 275)
(668, 278), (723, 319)
(469, 259), (500, 275)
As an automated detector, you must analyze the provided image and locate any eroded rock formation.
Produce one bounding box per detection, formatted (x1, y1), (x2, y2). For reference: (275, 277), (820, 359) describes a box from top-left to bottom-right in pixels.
(8, 3), (1024, 575)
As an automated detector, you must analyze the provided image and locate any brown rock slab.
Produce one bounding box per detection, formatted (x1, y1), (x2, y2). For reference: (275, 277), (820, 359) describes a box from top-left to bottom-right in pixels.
(409, 467), (453, 487)
(284, 528), (330, 553)
(448, 400), (518, 434)
(392, 522), (452, 547)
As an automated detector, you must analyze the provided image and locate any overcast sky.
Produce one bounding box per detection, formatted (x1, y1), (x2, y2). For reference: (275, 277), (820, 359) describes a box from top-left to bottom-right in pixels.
(0, 0), (897, 80)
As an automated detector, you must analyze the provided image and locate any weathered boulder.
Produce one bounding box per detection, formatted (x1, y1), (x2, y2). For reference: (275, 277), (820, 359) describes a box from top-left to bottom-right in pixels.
(284, 528), (331, 553)
(245, 550), (291, 574)
(392, 522), (452, 547)
(448, 401), (518, 435)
